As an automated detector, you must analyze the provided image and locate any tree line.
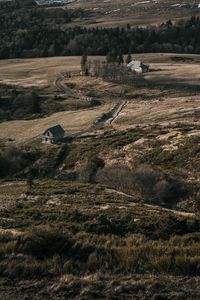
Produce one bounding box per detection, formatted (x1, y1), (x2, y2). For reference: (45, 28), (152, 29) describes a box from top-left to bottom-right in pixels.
(0, 0), (200, 59)
(81, 55), (143, 86)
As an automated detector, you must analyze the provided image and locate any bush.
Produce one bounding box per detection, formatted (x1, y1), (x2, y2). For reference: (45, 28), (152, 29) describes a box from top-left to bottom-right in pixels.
(154, 178), (187, 206)
(2, 258), (49, 279)
(79, 156), (104, 183)
(97, 164), (187, 206)
(96, 165), (135, 194)
(134, 164), (160, 198)
(0, 145), (28, 177)
(18, 227), (73, 259)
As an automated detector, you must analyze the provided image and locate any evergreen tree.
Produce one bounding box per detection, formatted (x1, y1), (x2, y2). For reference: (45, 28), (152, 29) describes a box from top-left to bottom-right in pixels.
(110, 48), (118, 62)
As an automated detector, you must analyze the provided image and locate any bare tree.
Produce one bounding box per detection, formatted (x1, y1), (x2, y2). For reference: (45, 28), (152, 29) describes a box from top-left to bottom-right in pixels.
(81, 54), (88, 74)
(126, 53), (132, 64)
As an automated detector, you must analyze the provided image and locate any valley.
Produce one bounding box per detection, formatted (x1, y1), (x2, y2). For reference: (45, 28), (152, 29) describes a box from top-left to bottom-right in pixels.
(0, 46), (200, 300)
(0, 0), (200, 297)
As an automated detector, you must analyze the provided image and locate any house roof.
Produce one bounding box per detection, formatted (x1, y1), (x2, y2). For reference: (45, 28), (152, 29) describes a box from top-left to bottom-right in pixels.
(43, 124), (64, 136)
(127, 60), (148, 70)
(127, 60), (142, 69)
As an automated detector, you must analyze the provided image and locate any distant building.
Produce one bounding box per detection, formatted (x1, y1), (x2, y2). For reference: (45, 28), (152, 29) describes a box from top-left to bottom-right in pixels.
(35, 0), (76, 5)
(42, 125), (65, 144)
(127, 60), (149, 73)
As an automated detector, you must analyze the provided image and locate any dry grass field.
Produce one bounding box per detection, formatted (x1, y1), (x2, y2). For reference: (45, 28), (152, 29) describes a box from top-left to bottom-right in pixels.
(0, 56), (81, 91)
(66, 0), (200, 27)
(133, 53), (200, 88)
(0, 103), (112, 144)
(0, 53), (199, 90)
(114, 96), (200, 129)
(111, 95), (200, 158)
(0, 53), (199, 145)
(0, 181), (26, 211)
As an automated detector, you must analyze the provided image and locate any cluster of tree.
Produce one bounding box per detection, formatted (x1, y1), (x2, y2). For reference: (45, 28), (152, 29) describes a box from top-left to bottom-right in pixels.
(0, 0), (87, 58)
(96, 164), (188, 208)
(105, 51), (133, 65)
(78, 155), (189, 209)
(0, 91), (40, 121)
(79, 155), (105, 183)
(81, 54), (141, 85)
(0, 146), (29, 178)
(86, 60), (140, 85)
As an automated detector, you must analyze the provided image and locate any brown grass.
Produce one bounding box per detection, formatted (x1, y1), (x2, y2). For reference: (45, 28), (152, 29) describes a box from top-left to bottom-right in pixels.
(114, 95), (200, 128)
(0, 53), (200, 156)
(0, 103), (111, 144)
(0, 56), (102, 91)
(66, 0), (200, 27)
(0, 57), (80, 91)
(0, 181), (26, 210)
(0, 54), (199, 91)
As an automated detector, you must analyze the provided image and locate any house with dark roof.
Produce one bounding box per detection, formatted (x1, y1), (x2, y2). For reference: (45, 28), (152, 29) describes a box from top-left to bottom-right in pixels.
(42, 125), (65, 144)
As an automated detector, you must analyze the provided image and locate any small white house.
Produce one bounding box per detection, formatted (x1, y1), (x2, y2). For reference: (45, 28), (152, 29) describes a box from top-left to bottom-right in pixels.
(42, 125), (65, 144)
(127, 60), (149, 73)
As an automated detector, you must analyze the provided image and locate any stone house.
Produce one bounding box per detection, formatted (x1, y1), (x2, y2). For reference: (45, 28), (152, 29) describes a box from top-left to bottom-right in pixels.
(42, 124), (65, 144)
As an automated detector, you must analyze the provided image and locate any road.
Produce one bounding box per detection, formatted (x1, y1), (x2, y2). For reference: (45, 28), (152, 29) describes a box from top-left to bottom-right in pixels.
(105, 188), (196, 218)
(90, 101), (127, 131)
(54, 74), (126, 137)
(54, 75), (72, 95)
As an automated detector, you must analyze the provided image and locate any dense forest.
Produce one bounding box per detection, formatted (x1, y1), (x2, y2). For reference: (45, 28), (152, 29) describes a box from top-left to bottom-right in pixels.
(0, 0), (87, 58)
(0, 0), (200, 58)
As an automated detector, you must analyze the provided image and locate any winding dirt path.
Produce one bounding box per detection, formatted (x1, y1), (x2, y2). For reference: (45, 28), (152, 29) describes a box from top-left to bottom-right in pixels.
(54, 75), (72, 95)
(109, 101), (127, 125)
(105, 188), (196, 218)
(54, 75), (126, 136)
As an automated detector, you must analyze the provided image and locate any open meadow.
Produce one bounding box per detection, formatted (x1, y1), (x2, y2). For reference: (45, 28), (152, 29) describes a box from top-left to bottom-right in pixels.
(0, 53), (199, 89)
(0, 103), (111, 144)
(0, 56), (81, 92)
(0, 53), (200, 145)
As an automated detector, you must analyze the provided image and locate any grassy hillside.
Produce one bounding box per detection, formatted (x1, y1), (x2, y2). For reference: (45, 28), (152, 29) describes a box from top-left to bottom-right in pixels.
(0, 103), (112, 144)
(67, 0), (200, 27)
(0, 53), (200, 298)
(0, 57), (81, 91)
(0, 180), (200, 299)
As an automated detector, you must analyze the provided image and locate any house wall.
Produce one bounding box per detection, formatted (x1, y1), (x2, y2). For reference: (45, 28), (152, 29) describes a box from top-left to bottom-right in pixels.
(42, 130), (54, 144)
(42, 130), (64, 144)
(42, 137), (52, 144)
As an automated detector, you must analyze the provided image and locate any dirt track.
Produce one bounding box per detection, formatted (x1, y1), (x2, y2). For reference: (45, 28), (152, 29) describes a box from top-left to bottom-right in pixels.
(106, 188), (196, 218)
(54, 74), (126, 136)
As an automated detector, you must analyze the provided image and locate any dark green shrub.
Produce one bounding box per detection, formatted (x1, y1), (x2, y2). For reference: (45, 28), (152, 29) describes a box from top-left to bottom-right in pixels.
(79, 156), (104, 183)
(18, 227), (73, 259)
(3, 259), (49, 279)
